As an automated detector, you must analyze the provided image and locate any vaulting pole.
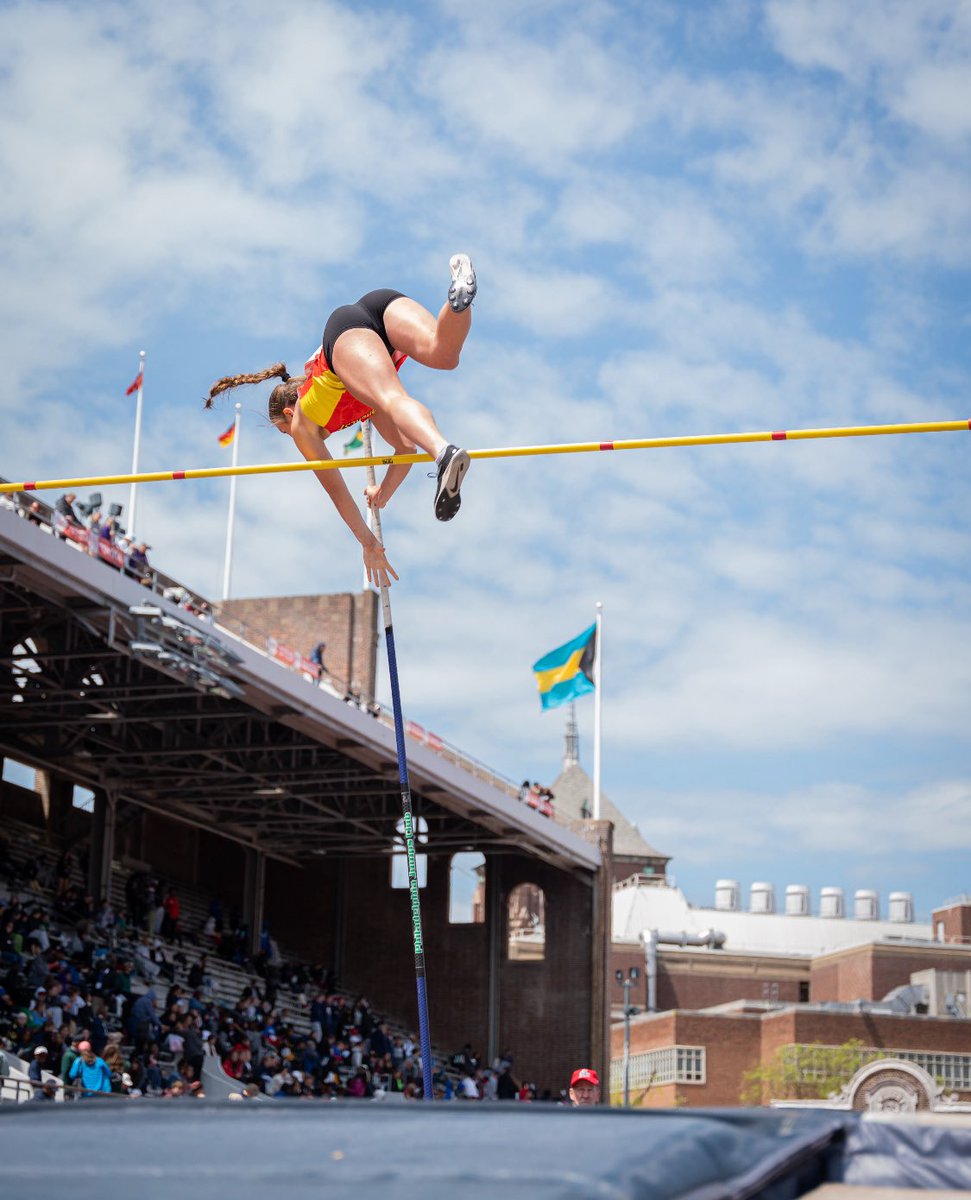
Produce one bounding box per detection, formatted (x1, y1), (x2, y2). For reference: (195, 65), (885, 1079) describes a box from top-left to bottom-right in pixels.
(221, 403), (242, 600)
(4, 417), (968, 495)
(361, 420), (434, 1103)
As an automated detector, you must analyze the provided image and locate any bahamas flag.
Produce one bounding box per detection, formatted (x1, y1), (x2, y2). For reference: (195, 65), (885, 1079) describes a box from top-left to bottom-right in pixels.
(343, 424), (363, 454)
(532, 623), (596, 710)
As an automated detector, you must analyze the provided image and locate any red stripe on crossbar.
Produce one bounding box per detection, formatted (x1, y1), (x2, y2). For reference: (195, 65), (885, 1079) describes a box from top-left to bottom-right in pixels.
(967, 419), (971, 430)
(600, 442), (614, 451)
(24, 483), (36, 491)
(172, 472), (186, 480)
(771, 431), (787, 441)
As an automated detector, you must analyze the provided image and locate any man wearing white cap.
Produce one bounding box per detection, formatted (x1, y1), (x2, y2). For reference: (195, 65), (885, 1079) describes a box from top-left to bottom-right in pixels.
(28, 1046), (48, 1086)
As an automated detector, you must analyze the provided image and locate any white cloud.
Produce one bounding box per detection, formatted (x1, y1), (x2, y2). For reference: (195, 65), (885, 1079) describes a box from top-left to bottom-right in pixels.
(639, 778), (971, 869)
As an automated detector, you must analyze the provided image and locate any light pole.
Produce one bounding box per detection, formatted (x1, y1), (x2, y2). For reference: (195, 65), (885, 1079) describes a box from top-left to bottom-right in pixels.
(616, 965), (640, 1107)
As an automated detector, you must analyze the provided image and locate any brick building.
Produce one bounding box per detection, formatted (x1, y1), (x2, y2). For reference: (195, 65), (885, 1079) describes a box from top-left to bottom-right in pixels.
(609, 887), (971, 1107)
(610, 1002), (971, 1108)
(219, 590), (379, 703)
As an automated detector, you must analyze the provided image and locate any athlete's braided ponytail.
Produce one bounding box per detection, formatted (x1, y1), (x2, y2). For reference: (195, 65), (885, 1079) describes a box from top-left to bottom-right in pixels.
(205, 362), (291, 408)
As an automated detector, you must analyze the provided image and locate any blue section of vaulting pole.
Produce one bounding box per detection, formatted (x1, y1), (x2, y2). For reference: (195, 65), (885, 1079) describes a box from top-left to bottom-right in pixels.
(361, 424), (434, 1102)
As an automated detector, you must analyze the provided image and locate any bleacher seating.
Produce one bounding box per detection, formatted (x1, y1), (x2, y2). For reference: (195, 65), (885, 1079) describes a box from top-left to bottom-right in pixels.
(1, 816), (468, 1100)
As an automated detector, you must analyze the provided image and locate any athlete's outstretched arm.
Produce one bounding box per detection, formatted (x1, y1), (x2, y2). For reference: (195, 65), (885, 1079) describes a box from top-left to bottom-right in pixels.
(289, 403), (398, 587)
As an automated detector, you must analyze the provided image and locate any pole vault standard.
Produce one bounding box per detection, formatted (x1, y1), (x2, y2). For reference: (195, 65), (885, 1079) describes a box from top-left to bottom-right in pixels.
(361, 420), (434, 1103)
(3, 417), (968, 495)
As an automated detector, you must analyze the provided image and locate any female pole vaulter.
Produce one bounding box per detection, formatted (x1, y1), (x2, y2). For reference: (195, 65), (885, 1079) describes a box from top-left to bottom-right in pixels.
(206, 254), (477, 587)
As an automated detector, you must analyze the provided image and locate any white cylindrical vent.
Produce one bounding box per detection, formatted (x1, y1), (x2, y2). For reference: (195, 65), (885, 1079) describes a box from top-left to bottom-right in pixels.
(715, 879), (740, 912)
(820, 887), (845, 919)
(888, 891), (914, 923)
(854, 889), (880, 921)
(785, 884), (810, 916)
(750, 881), (776, 914)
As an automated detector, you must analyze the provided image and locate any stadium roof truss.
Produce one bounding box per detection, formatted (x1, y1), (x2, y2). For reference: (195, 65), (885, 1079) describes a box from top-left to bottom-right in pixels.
(0, 511), (599, 876)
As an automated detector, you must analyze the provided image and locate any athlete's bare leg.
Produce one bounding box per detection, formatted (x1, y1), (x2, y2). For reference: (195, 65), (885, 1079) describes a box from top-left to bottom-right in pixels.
(382, 297), (471, 371)
(330, 328), (447, 458)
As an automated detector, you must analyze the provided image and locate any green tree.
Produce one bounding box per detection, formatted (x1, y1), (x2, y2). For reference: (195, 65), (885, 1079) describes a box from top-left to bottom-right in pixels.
(741, 1039), (878, 1106)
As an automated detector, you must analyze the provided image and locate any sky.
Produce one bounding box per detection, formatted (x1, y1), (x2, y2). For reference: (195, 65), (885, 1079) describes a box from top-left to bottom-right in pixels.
(1, 0), (969, 922)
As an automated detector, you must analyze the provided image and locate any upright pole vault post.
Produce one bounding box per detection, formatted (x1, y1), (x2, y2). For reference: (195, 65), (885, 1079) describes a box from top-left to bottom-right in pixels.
(362, 420), (435, 1103)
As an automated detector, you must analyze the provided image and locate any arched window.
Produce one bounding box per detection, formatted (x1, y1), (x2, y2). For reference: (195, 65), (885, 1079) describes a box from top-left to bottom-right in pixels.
(390, 815), (427, 889)
(507, 882), (546, 961)
(448, 852), (486, 924)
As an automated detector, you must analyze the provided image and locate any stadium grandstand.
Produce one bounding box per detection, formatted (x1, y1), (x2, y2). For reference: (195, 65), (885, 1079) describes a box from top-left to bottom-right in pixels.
(0, 484), (613, 1104)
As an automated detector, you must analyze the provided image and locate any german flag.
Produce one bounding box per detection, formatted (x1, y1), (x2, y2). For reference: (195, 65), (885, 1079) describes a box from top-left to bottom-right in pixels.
(532, 623), (596, 710)
(218, 423), (235, 448)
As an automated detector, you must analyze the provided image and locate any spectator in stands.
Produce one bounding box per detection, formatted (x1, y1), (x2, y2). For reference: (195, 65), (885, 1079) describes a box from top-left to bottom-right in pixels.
(125, 541), (152, 584)
(149, 939), (175, 983)
(133, 935), (160, 982)
(130, 988), (158, 1052)
(125, 871), (143, 929)
(26, 501), (44, 526)
(161, 887), (180, 941)
(187, 953), (212, 994)
(54, 493), (84, 529)
(59, 1035), (78, 1080)
(0, 917), (19, 964)
(96, 896), (115, 930)
(54, 850), (75, 903)
(310, 641), (329, 686)
(182, 1013), (205, 1082)
(68, 1039), (112, 1096)
(28, 1044), (49, 1085)
(99, 515), (121, 544)
(222, 1042), (252, 1082)
(568, 1067), (600, 1107)
(26, 941), (49, 990)
(9, 1010), (32, 1052)
(113, 957), (133, 1014)
(102, 1039), (128, 1093)
(496, 1062), (519, 1100)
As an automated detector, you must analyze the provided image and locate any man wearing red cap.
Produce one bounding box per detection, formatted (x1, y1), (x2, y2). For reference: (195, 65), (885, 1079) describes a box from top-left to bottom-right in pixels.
(569, 1067), (600, 1106)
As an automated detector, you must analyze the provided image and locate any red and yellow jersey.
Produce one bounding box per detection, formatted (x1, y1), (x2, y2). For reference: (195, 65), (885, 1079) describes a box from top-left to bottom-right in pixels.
(298, 346), (407, 435)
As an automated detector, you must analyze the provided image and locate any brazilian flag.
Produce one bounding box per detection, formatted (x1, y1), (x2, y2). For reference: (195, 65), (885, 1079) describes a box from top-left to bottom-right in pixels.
(532, 623), (596, 710)
(343, 424), (363, 454)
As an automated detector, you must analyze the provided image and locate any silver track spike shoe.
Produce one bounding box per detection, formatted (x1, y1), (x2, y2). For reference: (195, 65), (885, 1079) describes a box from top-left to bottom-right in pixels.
(447, 253), (477, 313)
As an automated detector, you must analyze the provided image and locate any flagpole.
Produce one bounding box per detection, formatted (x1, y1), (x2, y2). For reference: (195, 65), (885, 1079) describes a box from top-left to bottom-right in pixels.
(127, 350), (146, 537)
(593, 600), (603, 820)
(222, 403), (242, 599)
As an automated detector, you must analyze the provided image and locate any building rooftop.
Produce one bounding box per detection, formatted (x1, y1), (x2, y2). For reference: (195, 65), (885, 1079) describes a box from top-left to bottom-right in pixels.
(612, 877), (935, 956)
